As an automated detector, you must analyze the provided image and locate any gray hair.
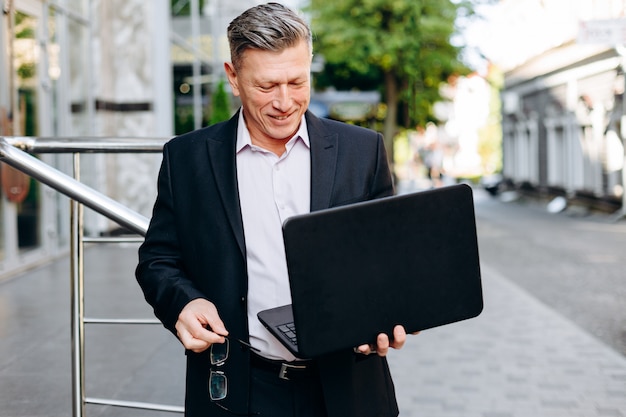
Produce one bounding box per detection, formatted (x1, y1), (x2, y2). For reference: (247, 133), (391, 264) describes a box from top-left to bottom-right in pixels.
(227, 2), (312, 70)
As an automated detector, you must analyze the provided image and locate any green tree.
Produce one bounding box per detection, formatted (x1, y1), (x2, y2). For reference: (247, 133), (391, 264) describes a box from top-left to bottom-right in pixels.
(309, 0), (473, 160)
(209, 79), (232, 125)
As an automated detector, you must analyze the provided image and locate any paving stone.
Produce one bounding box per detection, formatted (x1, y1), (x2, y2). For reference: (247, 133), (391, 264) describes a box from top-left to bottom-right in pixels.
(1, 239), (625, 416)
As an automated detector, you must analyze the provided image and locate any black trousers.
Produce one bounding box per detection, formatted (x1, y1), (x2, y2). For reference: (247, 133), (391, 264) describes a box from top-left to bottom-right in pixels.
(249, 365), (328, 417)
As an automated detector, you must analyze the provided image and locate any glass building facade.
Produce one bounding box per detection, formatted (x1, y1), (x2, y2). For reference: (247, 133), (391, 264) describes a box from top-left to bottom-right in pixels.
(0, 0), (303, 278)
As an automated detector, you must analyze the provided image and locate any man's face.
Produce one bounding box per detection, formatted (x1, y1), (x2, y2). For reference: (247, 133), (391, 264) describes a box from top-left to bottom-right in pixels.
(225, 40), (312, 150)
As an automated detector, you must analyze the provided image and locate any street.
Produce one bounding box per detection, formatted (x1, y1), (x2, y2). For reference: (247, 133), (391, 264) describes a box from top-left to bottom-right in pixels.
(1, 184), (626, 417)
(472, 188), (626, 357)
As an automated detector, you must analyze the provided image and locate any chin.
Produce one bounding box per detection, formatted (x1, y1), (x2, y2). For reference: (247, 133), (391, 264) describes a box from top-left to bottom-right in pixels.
(271, 122), (298, 135)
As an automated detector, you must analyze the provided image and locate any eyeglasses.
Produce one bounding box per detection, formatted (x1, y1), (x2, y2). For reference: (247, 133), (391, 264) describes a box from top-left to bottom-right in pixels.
(209, 337), (260, 416)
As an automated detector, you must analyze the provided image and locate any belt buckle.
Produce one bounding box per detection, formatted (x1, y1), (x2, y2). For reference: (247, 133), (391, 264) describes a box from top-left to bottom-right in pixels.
(279, 362), (307, 380)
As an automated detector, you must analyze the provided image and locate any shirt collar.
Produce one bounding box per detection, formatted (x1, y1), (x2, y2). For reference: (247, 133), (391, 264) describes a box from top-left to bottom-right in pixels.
(236, 108), (310, 153)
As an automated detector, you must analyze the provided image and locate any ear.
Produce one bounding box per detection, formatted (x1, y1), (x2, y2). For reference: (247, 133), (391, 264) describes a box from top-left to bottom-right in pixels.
(224, 62), (240, 97)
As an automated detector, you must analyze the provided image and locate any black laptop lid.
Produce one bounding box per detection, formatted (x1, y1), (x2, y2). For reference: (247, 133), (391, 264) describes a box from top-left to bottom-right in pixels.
(279, 183), (483, 358)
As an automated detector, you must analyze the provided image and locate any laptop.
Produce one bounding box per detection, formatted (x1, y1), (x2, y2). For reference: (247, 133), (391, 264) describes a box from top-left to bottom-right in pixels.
(258, 183), (483, 358)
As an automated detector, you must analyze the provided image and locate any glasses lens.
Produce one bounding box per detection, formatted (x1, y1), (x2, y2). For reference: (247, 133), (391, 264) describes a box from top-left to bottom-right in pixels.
(210, 339), (229, 365)
(209, 370), (227, 401)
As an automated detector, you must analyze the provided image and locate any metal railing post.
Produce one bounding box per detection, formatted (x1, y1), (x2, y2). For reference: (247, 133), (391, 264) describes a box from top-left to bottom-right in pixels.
(70, 153), (86, 417)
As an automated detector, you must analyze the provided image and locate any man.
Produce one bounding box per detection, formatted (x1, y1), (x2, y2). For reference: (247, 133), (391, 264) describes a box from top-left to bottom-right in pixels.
(136, 3), (408, 416)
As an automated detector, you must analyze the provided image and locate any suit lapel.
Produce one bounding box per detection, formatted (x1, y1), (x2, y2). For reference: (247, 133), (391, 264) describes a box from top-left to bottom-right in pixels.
(205, 114), (245, 256)
(202, 111), (335, 256)
(307, 112), (338, 211)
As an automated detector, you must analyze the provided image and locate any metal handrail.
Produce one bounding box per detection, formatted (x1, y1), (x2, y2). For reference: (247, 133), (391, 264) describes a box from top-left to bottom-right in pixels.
(0, 136), (184, 415)
(5, 136), (169, 154)
(0, 137), (162, 235)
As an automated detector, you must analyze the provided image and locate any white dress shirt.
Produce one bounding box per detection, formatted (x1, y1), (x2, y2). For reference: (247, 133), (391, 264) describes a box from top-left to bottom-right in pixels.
(236, 110), (311, 361)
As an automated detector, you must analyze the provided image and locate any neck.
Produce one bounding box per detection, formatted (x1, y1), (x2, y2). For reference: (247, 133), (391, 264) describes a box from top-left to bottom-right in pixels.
(251, 136), (289, 157)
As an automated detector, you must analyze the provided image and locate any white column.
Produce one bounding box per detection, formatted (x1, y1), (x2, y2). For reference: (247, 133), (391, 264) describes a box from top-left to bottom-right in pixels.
(151, 0), (173, 137)
(88, 0), (167, 232)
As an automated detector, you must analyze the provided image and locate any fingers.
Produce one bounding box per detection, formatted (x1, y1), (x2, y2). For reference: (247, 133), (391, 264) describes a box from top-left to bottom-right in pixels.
(389, 325), (407, 350)
(376, 333), (391, 356)
(355, 325), (411, 357)
(176, 326), (215, 353)
(355, 342), (379, 355)
(175, 298), (228, 353)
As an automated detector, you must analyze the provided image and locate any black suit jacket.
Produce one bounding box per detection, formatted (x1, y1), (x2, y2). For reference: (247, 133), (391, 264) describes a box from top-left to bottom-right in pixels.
(136, 110), (398, 417)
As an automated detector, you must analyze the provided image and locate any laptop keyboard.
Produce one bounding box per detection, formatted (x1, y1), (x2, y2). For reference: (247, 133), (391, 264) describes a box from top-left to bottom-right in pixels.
(277, 322), (297, 346)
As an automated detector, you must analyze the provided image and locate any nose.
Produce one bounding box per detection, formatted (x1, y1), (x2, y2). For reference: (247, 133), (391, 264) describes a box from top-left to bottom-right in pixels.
(272, 85), (291, 112)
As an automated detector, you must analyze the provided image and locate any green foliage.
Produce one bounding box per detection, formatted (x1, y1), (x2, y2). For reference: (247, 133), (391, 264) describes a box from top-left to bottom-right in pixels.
(15, 11), (35, 38)
(17, 63), (35, 80)
(209, 79), (232, 125)
(170, 0), (206, 17)
(309, 0), (472, 128)
(314, 61), (382, 91)
(18, 89), (36, 136)
(174, 105), (195, 135)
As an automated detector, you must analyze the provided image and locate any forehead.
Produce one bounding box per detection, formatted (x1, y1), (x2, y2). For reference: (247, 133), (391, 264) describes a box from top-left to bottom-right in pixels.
(238, 41), (312, 80)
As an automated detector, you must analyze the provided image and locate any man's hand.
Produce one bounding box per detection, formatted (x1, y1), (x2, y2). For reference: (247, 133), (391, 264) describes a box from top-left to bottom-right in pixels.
(175, 298), (228, 353)
(355, 325), (415, 357)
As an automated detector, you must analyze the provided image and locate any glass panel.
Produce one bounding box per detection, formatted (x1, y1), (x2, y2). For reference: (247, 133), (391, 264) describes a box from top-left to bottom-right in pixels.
(48, 7), (60, 134)
(65, 0), (86, 17)
(47, 7), (67, 249)
(68, 17), (89, 136)
(173, 62), (210, 134)
(0, 10), (8, 261)
(59, 9), (89, 247)
(171, 0), (212, 134)
(171, 0), (206, 17)
(14, 10), (41, 251)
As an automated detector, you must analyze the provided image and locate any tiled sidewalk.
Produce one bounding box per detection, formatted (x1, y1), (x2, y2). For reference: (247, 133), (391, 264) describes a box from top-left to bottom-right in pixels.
(388, 264), (626, 417)
(1, 246), (625, 416)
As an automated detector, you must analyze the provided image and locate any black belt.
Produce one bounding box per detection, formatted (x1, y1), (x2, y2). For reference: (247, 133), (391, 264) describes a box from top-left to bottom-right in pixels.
(250, 352), (317, 380)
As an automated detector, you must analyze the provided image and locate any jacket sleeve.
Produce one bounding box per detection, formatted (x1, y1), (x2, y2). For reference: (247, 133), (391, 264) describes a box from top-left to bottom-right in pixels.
(135, 143), (206, 335)
(370, 132), (395, 200)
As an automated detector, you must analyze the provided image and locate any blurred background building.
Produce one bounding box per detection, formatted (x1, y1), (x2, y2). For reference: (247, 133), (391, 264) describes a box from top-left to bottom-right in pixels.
(473, 0), (626, 212)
